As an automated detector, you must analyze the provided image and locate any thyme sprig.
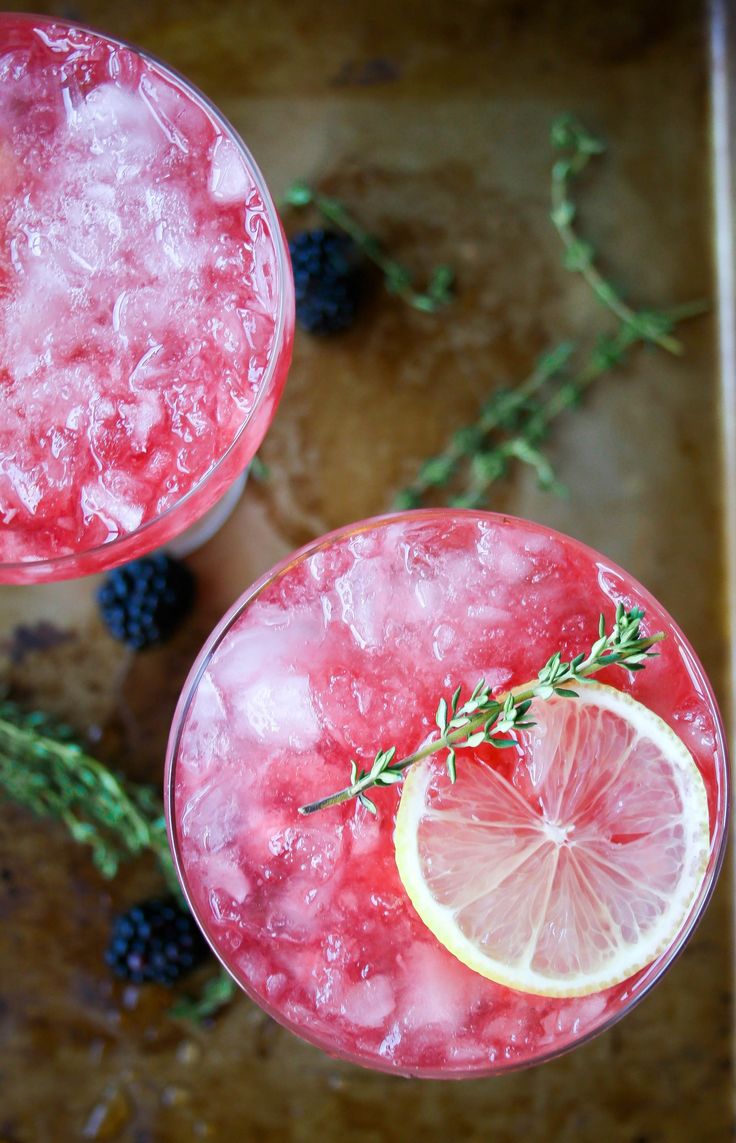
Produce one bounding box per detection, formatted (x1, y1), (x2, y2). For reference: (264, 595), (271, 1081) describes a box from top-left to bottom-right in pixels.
(549, 115), (692, 356)
(0, 700), (238, 1022)
(283, 181), (454, 312)
(169, 968), (237, 1022)
(0, 700), (176, 891)
(394, 341), (577, 509)
(298, 605), (663, 816)
(394, 116), (708, 510)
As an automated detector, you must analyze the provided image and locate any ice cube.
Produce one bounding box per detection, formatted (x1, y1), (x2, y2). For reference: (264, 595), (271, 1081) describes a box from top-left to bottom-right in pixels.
(73, 82), (161, 160)
(347, 807), (383, 859)
(266, 890), (329, 944)
(341, 975), (396, 1029)
(181, 781), (242, 854)
(180, 675), (231, 773)
(265, 973), (287, 998)
(212, 617), (323, 750)
(431, 623), (455, 661)
(213, 613), (318, 691)
(482, 1009), (533, 1051)
(671, 697), (717, 756)
(237, 948), (268, 990)
(476, 524), (533, 580)
(539, 993), (608, 1043)
(446, 1041), (485, 1066)
(271, 815), (346, 886)
(378, 1022), (403, 1059)
(399, 942), (474, 1030)
(3, 462), (44, 515)
(138, 74), (189, 153)
(0, 49), (29, 85)
(200, 851), (251, 902)
(118, 391), (163, 452)
(189, 673), (228, 728)
(466, 602), (513, 626)
(570, 992), (608, 1027)
(311, 661), (425, 761)
(232, 673), (319, 750)
(79, 474), (144, 538)
(209, 136), (250, 203)
(334, 559), (386, 650)
(413, 576), (446, 614)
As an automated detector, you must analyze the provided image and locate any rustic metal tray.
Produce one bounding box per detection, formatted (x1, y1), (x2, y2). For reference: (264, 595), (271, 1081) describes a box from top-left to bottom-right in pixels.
(0, 1), (732, 1138)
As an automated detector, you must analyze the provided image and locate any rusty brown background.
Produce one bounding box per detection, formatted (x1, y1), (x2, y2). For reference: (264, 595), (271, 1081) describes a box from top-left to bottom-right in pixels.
(0, 1), (732, 1140)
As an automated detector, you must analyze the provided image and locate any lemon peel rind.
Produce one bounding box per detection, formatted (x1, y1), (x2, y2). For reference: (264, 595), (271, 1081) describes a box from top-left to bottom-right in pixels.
(394, 681), (710, 999)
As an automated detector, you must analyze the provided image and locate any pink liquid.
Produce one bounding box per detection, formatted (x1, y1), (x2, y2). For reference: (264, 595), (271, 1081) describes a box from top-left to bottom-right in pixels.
(0, 15), (293, 583)
(166, 512), (728, 1077)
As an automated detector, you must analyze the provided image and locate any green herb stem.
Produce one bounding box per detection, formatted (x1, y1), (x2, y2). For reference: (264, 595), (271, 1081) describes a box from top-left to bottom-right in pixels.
(394, 116), (708, 511)
(550, 183), (682, 356)
(549, 114), (701, 357)
(299, 606), (664, 815)
(169, 968), (237, 1021)
(0, 711), (177, 891)
(395, 288), (709, 512)
(283, 181), (454, 313)
(394, 342), (576, 509)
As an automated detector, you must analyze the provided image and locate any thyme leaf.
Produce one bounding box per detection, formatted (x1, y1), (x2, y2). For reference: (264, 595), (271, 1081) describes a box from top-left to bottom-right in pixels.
(298, 606), (663, 816)
(283, 182), (454, 313)
(0, 700), (177, 892)
(169, 969), (237, 1022)
(393, 115), (708, 510)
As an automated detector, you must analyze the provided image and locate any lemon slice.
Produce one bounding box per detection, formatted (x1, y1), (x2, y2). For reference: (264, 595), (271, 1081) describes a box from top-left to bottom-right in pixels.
(394, 681), (710, 997)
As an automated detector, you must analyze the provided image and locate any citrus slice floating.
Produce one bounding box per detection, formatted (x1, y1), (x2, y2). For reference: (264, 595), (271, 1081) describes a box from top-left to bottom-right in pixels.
(394, 682), (710, 997)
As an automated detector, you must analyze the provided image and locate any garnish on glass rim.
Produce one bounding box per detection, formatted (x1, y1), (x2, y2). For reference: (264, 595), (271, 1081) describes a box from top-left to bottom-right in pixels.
(395, 678), (710, 997)
(299, 604), (664, 815)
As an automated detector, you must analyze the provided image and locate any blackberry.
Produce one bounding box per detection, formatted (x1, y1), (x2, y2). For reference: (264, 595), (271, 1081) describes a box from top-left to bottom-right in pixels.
(105, 896), (209, 985)
(289, 228), (361, 334)
(97, 554), (195, 649)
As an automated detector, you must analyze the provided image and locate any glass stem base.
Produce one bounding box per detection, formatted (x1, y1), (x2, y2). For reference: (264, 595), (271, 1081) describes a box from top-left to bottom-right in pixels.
(164, 469), (248, 558)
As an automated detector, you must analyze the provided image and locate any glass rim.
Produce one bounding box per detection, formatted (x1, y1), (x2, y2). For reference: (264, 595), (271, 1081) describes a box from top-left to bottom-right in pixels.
(165, 507), (730, 1077)
(0, 12), (293, 577)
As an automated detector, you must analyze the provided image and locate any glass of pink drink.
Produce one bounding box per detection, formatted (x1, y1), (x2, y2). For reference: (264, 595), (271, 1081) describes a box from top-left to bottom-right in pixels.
(165, 511), (728, 1077)
(0, 15), (294, 584)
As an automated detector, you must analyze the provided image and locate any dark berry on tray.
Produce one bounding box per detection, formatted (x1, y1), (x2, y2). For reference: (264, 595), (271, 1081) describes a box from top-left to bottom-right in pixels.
(105, 896), (209, 985)
(97, 555), (195, 650)
(289, 228), (362, 334)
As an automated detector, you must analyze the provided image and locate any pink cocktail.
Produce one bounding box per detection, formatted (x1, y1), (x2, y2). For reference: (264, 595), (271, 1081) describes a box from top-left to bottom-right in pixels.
(0, 15), (293, 583)
(165, 511), (728, 1077)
